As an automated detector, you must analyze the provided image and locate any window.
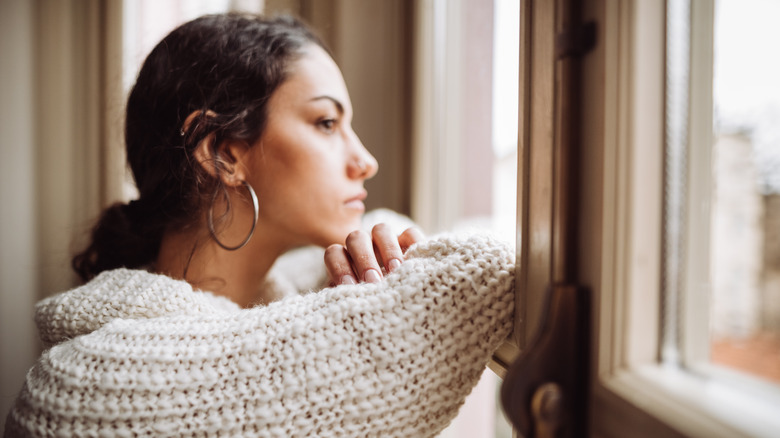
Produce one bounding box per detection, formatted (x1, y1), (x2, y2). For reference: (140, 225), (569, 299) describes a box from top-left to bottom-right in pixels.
(706, 0), (780, 384)
(581, 0), (780, 436)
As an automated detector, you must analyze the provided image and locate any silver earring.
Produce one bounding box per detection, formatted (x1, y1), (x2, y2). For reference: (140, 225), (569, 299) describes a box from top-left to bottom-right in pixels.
(207, 181), (259, 251)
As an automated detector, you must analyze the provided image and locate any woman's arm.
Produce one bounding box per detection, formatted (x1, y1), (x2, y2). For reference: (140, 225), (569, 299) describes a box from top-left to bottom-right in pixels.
(7, 234), (514, 437)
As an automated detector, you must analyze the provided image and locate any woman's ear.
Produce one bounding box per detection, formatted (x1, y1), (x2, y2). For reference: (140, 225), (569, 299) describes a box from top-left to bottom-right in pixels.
(193, 135), (250, 187)
(186, 110), (250, 187)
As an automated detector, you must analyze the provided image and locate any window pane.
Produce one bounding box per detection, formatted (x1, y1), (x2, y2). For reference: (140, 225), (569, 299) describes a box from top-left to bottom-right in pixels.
(709, 0), (780, 384)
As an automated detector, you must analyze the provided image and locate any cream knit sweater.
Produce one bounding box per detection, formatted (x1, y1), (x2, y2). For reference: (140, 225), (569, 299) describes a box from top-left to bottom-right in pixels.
(5, 234), (514, 437)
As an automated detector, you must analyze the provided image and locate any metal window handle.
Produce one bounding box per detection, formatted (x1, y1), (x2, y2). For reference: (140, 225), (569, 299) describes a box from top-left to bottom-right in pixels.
(501, 284), (591, 438)
(532, 382), (564, 438)
(531, 383), (563, 438)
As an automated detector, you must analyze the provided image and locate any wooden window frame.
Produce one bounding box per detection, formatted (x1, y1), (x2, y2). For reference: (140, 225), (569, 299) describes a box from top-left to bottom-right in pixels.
(582, 1), (780, 436)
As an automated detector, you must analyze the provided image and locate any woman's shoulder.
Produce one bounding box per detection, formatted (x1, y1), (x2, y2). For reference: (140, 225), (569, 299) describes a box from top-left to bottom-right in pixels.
(35, 268), (241, 348)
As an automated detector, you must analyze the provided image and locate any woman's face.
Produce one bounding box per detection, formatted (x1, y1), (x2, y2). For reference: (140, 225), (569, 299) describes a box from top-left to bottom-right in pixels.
(244, 44), (378, 249)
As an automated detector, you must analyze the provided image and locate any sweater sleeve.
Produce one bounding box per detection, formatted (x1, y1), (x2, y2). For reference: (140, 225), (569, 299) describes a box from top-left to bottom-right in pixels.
(6, 234), (515, 438)
(263, 208), (421, 298)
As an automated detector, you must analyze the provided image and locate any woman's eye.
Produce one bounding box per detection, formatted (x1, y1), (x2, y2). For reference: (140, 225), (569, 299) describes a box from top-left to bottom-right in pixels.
(318, 118), (337, 133)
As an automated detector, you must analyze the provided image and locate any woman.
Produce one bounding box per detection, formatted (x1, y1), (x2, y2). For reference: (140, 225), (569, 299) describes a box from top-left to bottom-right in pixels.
(4, 14), (515, 437)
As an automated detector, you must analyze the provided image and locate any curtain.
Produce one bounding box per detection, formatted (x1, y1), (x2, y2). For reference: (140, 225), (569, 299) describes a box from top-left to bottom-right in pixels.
(0, 1), (124, 430)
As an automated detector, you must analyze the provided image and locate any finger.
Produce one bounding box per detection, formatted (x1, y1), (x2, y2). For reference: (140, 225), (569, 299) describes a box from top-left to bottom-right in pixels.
(371, 223), (405, 273)
(398, 227), (425, 253)
(345, 230), (383, 283)
(324, 244), (357, 285)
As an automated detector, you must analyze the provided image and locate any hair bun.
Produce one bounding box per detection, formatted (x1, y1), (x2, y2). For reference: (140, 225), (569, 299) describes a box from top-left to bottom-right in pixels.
(72, 200), (162, 281)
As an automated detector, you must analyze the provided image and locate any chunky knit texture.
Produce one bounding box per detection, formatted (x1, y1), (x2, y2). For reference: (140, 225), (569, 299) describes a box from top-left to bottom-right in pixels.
(5, 234), (514, 437)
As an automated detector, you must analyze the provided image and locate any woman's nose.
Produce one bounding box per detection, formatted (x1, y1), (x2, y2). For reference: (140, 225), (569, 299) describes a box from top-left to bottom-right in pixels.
(347, 134), (378, 180)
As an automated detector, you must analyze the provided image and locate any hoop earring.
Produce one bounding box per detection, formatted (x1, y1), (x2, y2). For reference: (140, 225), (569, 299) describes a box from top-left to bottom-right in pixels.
(207, 181), (259, 251)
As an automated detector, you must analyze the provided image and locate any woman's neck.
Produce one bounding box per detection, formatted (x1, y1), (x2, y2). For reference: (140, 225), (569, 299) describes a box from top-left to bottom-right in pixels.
(155, 228), (284, 308)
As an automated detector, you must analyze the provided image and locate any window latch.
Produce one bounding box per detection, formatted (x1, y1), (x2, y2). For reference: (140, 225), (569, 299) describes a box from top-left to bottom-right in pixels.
(501, 284), (591, 438)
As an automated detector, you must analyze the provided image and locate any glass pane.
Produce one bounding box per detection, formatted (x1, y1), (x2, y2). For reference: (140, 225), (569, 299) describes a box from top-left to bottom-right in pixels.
(709, 0), (780, 383)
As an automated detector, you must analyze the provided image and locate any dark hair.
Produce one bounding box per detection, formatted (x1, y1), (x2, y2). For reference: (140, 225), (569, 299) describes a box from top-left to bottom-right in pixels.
(73, 13), (325, 281)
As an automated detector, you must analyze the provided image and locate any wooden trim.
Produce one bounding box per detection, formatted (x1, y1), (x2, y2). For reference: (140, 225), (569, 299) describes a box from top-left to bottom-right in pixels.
(100, 1), (126, 206)
(591, 380), (685, 438)
(490, 341), (520, 378)
(513, 0), (532, 350)
(681, 0), (714, 367)
(623, 0), (666, 368)
(409, 0), (434, 232)
(552, 0), (583, 284)
(579, 0), (667, 376)
(513, 0), (533, 350)
(586, 0), (666, 378)
(514, 0), (558, 349)
(409, 0), (464, 233)
(598, 366), (780, 437)
(493, 0), (529, 374)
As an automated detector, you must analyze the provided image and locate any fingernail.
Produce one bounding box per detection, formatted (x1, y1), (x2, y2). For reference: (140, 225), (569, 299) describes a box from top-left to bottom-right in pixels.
(387, 258), (402, 273)
(364, 269), (381, 283)
(340, 275), (356, 285)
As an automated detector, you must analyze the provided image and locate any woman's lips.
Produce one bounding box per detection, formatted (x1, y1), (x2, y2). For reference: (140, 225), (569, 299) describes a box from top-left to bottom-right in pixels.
(345, 190), (367, 211)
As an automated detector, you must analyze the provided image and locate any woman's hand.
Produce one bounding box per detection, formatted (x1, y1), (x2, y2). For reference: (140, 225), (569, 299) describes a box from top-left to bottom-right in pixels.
(324, 224), (425, 285)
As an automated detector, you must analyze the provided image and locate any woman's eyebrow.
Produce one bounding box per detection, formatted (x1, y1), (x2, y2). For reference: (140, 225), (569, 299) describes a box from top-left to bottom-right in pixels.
(310, 95), (344, 114)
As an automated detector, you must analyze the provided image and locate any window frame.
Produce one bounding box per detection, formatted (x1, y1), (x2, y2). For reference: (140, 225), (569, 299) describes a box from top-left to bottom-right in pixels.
(582, 1), (780, 436)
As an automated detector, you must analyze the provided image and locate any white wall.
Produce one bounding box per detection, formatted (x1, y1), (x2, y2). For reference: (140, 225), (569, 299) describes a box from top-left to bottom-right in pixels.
(0, 0), (40, 430)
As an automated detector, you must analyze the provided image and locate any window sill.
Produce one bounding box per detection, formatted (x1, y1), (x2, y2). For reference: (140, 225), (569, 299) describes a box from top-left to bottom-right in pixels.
(596, 363), (780, 438)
